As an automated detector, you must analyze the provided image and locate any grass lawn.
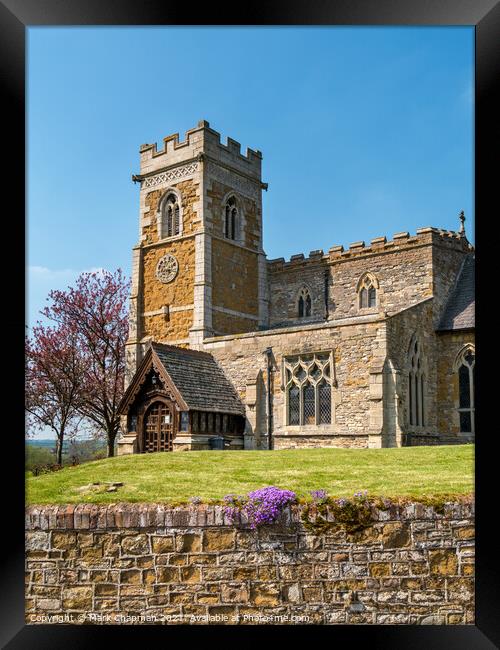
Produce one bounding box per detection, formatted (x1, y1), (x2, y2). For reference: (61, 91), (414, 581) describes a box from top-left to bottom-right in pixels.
(25, 444), (474, 505)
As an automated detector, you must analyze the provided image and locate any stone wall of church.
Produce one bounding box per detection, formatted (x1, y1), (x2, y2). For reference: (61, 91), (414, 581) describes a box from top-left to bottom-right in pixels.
(267, 229), (472, 330)
(267, 256), (328, 326)
(207, 179), (261, 250)
(386, 299), (438, 439)
(138, 179), (200, 345)
(203, 317), (385, 449)
(436, 331), (475, 439)
(211, 238), (259, 335)
(207, 177), (260, 336)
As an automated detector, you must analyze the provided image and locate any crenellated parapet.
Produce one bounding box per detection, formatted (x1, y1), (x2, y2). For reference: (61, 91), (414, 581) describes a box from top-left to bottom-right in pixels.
(267, 227), (473, 273)
(136, 120), (262, 181)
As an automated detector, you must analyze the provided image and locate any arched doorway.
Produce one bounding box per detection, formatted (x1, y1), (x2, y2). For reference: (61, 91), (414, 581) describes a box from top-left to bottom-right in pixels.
(143, 401), (174, 452)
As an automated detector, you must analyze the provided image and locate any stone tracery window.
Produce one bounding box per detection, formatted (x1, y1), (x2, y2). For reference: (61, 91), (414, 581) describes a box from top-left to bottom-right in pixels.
(408, 336), (425, 427)
(456, 346), (475, 434)
(161, 191), (181, 238)
(224, 196), (239, 240)
(284, 352), (334, 425)
(297, 287), (312, 318)
(358, 273), (378, 309)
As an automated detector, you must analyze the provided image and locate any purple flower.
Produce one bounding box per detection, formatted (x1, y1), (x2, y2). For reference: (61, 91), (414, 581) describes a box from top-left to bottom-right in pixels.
(223, 486), (297, 529)
(310, 489), (328, 502)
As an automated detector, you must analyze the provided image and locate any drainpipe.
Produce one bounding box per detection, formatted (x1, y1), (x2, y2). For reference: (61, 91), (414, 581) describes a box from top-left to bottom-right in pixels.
(264, 347), (273, 450)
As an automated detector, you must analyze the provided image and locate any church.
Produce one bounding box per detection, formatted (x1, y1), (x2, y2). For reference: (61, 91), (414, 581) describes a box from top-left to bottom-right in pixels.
(117, 120), (475, 454)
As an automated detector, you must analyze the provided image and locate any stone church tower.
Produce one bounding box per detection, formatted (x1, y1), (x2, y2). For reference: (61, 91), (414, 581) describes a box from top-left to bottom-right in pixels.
(125, 120), (268, 387)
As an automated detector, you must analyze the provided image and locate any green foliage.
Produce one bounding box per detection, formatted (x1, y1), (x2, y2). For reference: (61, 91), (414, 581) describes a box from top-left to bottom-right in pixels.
(301, 493), (373, 535)
(26, 444), (474, 505)
(25, 439), (107, 475)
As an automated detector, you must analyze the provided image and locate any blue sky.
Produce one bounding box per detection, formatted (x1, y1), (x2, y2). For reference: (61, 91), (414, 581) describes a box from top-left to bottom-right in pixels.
(28, 26), (474, 332)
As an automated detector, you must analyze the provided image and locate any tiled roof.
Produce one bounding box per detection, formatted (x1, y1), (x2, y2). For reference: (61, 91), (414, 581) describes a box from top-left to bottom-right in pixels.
(152, 343), (245, 415)
(437, 254), (475, 331)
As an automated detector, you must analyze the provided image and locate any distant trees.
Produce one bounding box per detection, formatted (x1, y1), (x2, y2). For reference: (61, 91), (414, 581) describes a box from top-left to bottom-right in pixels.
(26, 269), (130, 459)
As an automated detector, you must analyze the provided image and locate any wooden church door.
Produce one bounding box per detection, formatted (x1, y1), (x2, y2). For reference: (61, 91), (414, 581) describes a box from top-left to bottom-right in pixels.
(143, 401), (174, 452)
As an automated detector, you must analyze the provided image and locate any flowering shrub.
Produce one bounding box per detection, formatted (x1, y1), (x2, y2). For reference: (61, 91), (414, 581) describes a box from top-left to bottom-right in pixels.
(224, 486), (297, 529)
(310, 489), (329, 503)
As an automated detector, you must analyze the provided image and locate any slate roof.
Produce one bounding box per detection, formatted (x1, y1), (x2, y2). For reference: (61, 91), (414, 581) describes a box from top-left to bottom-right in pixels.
(152, 342), (245, 415)
(437, 254), (475, 331)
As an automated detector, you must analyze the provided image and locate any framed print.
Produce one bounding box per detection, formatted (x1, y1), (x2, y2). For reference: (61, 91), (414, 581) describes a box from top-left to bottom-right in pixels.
(2, 0), (499, 646)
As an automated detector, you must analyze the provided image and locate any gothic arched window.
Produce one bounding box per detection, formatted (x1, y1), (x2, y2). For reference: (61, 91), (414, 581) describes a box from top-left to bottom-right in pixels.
(224, 196), (239, 241)
(358, 273), (378, 309)
(456, 346), (475, 434)
(297, 287), (312, 318)
(284, 353), (334, 426)
(161, 192), (180, 238)
(408, 337), (425, 427)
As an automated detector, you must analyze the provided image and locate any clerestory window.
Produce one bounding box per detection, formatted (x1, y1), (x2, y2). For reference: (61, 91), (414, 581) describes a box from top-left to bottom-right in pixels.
(297, 287), (312, 318)
(358, 273), (378, 309)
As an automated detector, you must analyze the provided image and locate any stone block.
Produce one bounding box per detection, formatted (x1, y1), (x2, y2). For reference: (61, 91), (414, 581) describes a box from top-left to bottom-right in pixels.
(94, 583), (118, 597)
(121, 534), (150, 555)
(51, 531), (77, 549)
(250, 583), (281, 606)
(429, 549), (458, 576)
(151, 535), (175, 553)
(203, 529), (236, 552)
(26, 531), (50, 551)
(156, 567), (180, 583)
(369, 563), (392, 577)
(120, 570), (142, 584)
(176, 533), (201, 553)
(62, 587), (93, 610)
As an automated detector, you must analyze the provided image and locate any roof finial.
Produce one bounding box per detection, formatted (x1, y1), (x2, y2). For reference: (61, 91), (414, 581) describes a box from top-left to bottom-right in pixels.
(459, 210), (466, 236)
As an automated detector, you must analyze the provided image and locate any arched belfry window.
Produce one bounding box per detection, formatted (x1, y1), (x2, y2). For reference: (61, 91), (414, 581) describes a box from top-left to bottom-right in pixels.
(455, 346), (475, 434)
(160, 191), (181, 238)
(357, 273), (378, 309)
(224, 196), (239, 241)
(408, 336), (425, 427)
(284, 353), (334, 426)
(297, 287), (312, 318)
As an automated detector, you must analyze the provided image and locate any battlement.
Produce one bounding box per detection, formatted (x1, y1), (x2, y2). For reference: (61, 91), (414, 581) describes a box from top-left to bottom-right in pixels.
(139, 120), (262, 178)
(267, 227), (473, 272)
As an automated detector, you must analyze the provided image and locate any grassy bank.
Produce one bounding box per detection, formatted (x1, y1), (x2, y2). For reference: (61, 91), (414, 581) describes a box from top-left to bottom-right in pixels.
(25, 444), (474, 505)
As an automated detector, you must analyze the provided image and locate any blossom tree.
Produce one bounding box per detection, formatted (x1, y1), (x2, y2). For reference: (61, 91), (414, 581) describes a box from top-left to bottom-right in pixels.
(25, 324), (85, 465)
(41, 269), (130, 457)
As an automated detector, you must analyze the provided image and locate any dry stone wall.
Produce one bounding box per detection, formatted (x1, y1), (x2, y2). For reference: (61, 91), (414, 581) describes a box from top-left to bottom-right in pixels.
(25, 501), (474, 625)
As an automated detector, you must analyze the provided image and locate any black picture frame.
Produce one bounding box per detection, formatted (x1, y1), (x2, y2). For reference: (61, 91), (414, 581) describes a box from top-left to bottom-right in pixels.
(3, 0), (499, 646)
